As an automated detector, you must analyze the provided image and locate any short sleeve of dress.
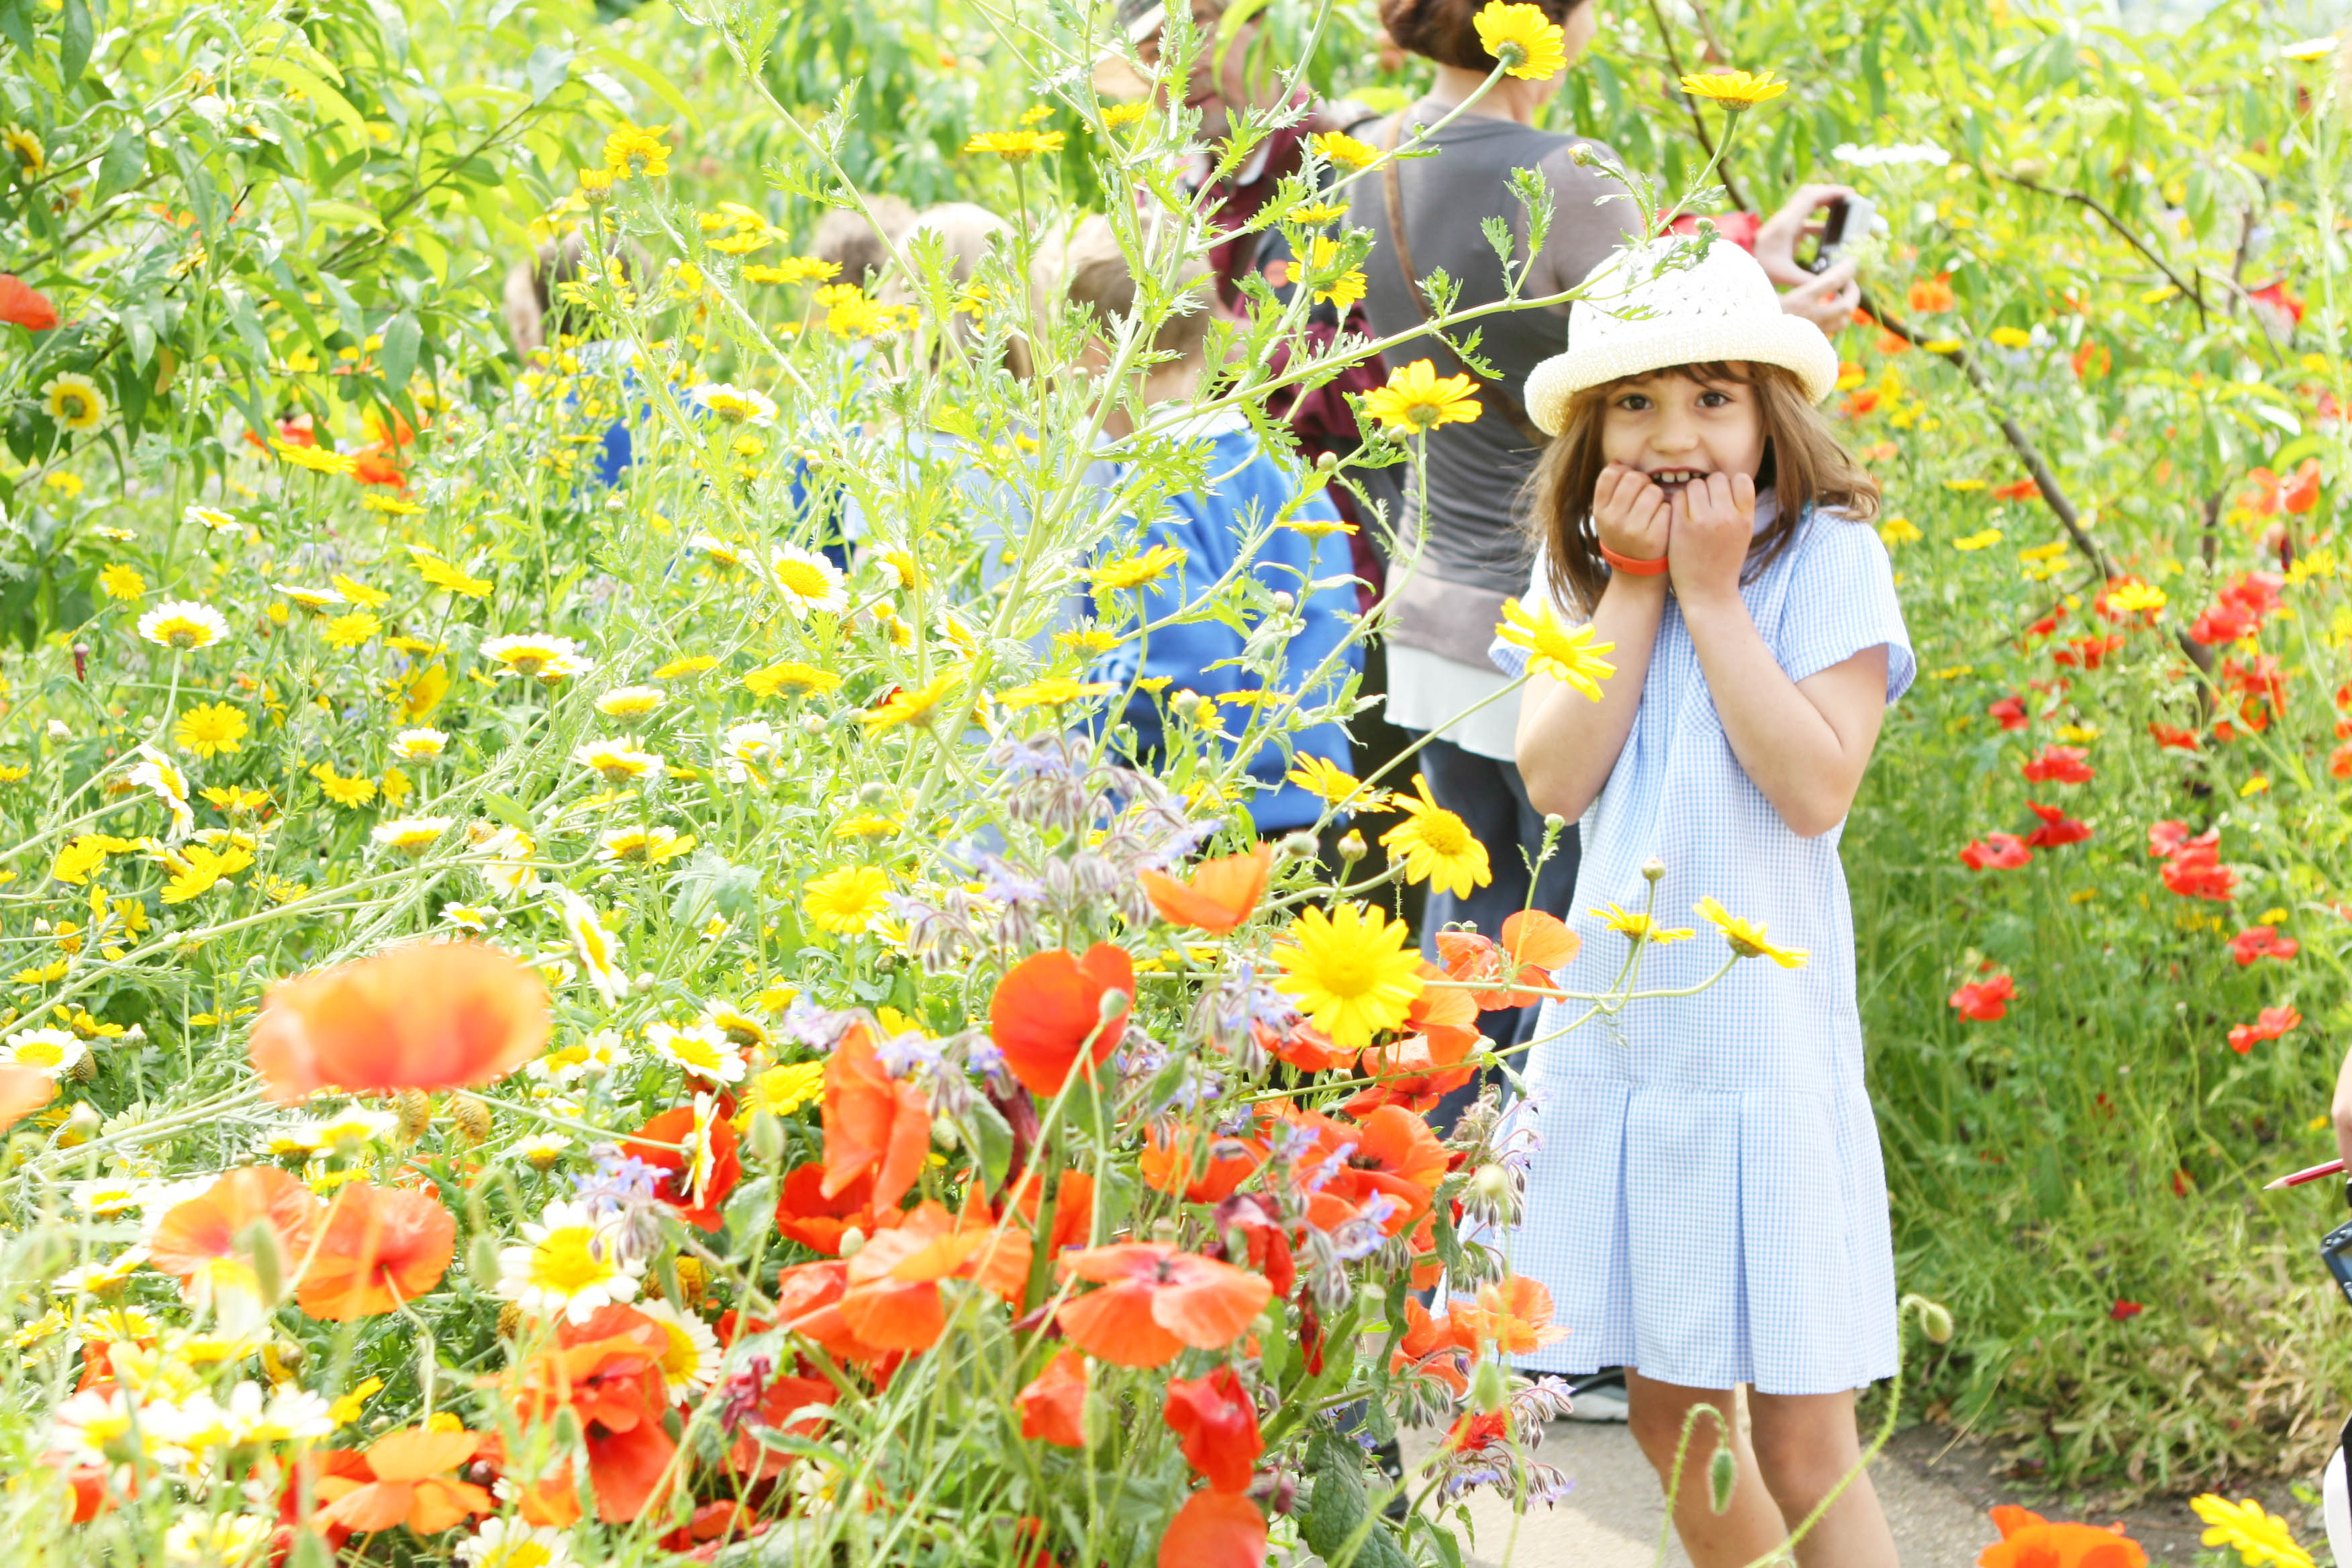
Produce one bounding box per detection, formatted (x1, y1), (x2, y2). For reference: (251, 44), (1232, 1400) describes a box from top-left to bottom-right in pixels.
(1775, 516), (1915, 704)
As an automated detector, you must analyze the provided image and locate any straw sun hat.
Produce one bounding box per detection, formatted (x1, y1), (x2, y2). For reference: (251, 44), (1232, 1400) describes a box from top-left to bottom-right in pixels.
(1522, 234), (1841, 436)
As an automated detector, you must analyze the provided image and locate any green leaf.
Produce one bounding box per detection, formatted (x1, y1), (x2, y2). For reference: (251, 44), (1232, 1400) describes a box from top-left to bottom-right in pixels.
(525, 44), (573, 105)
(58, 0), (90, 85)
(481, 793), (534, 830)
(377, 309), (421, 395)
(244, 55), (367, 138)
(305, 199), (383, 233)
(1301, 1430), (1413, 1568)
(95, 127), (144, 201)
(0, 0), (34, 58)
(964, 1095), (1014, 1192)
(581, 40), (703, 132)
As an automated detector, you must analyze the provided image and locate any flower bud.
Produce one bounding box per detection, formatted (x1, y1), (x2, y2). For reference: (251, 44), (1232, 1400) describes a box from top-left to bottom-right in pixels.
(1336, 830), (1367, 864)
(1469, 1358), (1508, 1414)
(931, 1115), (961, 1151)
(1469, 1163), (1510, 1205)
(1098, 987), (1131, 1024)
(448, 1094), (492, 1146)
(58, 1101), (101, 1148)
(393, 1088), (433, 1143)
(1568, 142), (1596, 166)
(551, 1404), (583, 1449)
(497, 1300), (525, 1340)
(1269, 589), (1295, 614)
(1314, 450), (1339, 473)
(801, 714), (828, 736)
(838, 1226), (867, 1257)
(68, 1048), (96, 1084)
(1708, 1445), (1738, 1514)
(1919, 1299), (1955, 1345)
(856, 781), (892, 807)
(747, 1110), (785, 1165)
(471, 1234), (503, 1291)
(1276, 830), (1318, 863)
(1544, 813), (1567, 833)
(240, 1218), (286, 1305)
(1640, 857), (1666, 883)
(674, 1255), (707, 1306)
(1150, 1215), (1182, 1245)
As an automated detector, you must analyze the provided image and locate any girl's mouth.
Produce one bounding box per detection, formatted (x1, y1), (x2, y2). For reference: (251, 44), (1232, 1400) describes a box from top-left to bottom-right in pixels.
(1645, 468), (1709, 491)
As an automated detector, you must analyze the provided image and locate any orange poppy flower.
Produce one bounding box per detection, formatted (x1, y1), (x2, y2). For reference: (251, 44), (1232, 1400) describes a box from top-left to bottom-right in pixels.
(1347, 1024), (1479, 1116)
(1979, 1505), (2147, 1568)
(0, 1065), (55, 1132)
(1055, 1243), (1273, 1367)
(1390, 1298), (1473, 1394)
(838, 1200), (1032, 1351)
(352, 445), (407, 489)
(821, 1023), (932, 1212)
(1320, 1104), (1447, 1233)
(1139, 1122), (1265, 1204)
(1016, 1348), (1089, 1448)
(726, 1372), (837, 1479)
(989, 944), (1135, 1097)
(503, 1305), (676, 1523)
(1164, 1366), (1263, 1493)
(1006, 1167), (1096, 1255)
(775, 1161), (877, 1255)
(1448, 1275), (1568, 1356)
(1254, 1018), (1356, 1074)
(774, 1258), (897, 1366)
(1157, 1488), (1266, 1568)
(248, 942), (549, 1104)
(1436, 909), (1577, 1010)
(295, 1181), (455, 1320)
(149, 1165), (324, 1309)
(0, 274), (58, 331)
(313, 1426), (491, 1534)
(624, 1101), (742, 1230)
(1138, 843), (1272, 933)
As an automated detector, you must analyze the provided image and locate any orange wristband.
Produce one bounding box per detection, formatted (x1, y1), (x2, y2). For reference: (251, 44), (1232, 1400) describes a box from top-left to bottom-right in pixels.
(1600, 542), (1669, 577)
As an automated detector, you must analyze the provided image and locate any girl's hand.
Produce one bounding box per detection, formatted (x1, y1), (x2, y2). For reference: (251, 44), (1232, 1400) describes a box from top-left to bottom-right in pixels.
(1592, 463), (1670, 567)
(1666, 471), (1757, 606)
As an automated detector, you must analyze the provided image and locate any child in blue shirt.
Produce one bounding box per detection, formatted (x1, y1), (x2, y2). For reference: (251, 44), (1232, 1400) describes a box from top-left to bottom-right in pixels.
(1046, 217), (1364, 836)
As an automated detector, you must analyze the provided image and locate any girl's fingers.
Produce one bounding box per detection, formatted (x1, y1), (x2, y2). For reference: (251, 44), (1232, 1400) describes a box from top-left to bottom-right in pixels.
(1732, 471), (1757, 514)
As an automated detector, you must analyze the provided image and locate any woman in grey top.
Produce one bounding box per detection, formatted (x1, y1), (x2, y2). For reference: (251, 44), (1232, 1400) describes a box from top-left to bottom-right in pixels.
(1352, 0), (1859, 1052)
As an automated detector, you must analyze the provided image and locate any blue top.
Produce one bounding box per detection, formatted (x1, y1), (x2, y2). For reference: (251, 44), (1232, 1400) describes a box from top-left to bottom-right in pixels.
(1098, 412), (1361, 834)
(1488, 499), (1915, 1395)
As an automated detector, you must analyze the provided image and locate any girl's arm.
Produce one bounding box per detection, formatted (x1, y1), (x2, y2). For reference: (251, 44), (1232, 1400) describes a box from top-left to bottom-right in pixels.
(1669, 473), (1890, 838)
(1516, 466), (1671, 822)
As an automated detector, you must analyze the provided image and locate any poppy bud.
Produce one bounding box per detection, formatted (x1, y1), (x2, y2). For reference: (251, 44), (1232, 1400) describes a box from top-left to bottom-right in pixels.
(551, 1404), (583, 1449)
(1470, 1358), (1508, 1414)
(1097, 987), (1131, 1025)
(1918, 1299), (1955, 1344)
(239, 1218), (285, 1305)
(1708, 1445), (1738, 1513)
(747, 1110), (785, 1165)
(471, 1234), (503, 1291)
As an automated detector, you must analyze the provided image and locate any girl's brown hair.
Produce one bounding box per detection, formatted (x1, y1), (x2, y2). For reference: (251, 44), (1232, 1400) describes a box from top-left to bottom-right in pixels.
(1525, 360), (1879, 615)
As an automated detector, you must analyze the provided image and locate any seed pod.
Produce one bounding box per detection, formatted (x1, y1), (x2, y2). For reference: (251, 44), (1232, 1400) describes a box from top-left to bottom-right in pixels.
(497, 1301), (526, 1340)
(1708, 1445), (1738, 1514)
(393, 1089), (432, 1143)
(673, 1255), (707, 1307)
(448, 1095), (492, 1146)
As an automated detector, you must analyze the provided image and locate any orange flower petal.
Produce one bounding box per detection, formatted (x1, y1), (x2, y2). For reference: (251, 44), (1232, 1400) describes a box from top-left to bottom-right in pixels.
(248, 942), (548, 1104)
(989, 944), (1134, 1097)
(1057, 1280), (1185, 1367)
(1138, 844), (1271, 934)
(296, 1182), (455, 1320)
(1157, 1489), (1267, 1568)
(820, 1024), (932, 1211)
(0, 1065), (55, 1131)
(1017, 1349), (1089, 1447)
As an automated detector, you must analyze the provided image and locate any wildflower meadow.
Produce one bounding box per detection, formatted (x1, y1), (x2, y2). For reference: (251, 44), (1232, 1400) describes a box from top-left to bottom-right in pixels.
(0, 0), (2349, 1564)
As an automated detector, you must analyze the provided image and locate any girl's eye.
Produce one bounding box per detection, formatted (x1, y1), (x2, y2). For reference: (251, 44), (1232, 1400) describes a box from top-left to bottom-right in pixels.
(1698, 390), (1731, 408)
(1616, 394), (1650, 410)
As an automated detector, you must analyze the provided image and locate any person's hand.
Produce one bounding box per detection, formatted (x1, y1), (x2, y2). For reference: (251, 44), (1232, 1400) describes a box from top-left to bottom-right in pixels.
(1780, 257), (1860, 336)
(1666, 472), (1756, 607)
(1592, 464), (1671, 570)
(1753, 182), (1861, 287)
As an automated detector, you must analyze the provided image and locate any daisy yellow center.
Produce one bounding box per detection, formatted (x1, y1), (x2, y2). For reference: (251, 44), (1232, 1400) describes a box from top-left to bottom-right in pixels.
(609, 832), (651, 861)
(483, 1543), (554, 1568)
(13, 1038), (64, 1069)
(775, 560), (832, 597)
(530, 1226), (617, 1295)
(1410, 807), (1472, 856)
(156, 618), (211, 648)
(656, 1321), (699, 1379)
(667, 1034), (725, 1072)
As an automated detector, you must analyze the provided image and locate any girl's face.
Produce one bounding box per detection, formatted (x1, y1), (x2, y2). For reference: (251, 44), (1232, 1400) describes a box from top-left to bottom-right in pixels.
(1597, 372), (1767, 503)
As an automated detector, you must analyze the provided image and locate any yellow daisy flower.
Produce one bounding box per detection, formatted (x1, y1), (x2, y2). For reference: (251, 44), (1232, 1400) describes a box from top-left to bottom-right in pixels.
(1678, 68), (1790, 107)
(1271, 902), (1426, 1048)
(1380, 774), (1493, 899)
(1495, 597), (1616, 700)
(1361, 359), (1481, 435)
(172, 703), (248, 758)
(43, 373), (105, 432)
(803, 865), (893, 934)
(1474, 1), (1568, 80)
(1692, 896), (1807, 968)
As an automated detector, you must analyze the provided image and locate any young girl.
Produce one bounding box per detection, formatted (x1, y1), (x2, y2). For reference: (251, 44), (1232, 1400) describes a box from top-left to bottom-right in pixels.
(1498, 236), (1914, 1567)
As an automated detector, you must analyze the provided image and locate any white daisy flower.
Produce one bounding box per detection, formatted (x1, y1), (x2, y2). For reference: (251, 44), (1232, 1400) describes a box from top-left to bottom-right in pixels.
(634, 1297), (723, 1401)
(391, 728), (449, 761)
(495, 1199), (644, 1324)
(644, 1022), (745, 1085)
(767, 544), (849, 618)
(136, 599), (230, 652)
(0, 1026), (87, 1080)
(689, 381), (778, 427)
(454, 1515), (574, 1568)
(718, 720), (783, 783)
(558, 889), (629, 1007)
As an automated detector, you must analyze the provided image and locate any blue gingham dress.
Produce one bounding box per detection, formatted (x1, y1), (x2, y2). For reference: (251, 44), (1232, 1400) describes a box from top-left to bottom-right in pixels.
(1489, 500), (1914, 1395)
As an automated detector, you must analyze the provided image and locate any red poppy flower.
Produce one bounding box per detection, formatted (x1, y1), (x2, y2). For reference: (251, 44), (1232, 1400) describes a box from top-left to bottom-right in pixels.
(1980, 1504), (2147, 1568)
(2227, 926), (2298, 967)
(1989, 695), (2028, 730)
(2022, 802), (2092, 850)
(1157, 1489), (1266, 1568)
(505, 1304), (676, 1522)
(1055, 1244), (1273, 1367)
(2227, 1005), (2302, 1055)
(2188, 603), (2257, 645)
(775, 1161), (876, 1255)
(247, 942), (550, 1104)
(989, 944), (1134, 1097)
(149, 1165), (324, 1308)
(1949, 975), (2016, 1022)
(1448, 1275), (1569, 1356)
(1959, 834), (2032, 871)
(1908, 275), (1955, 313)
(1839, 391), (1880, 419)
(1165, 1366), (1263, 1493)
(821, 1023), (932, 1212)
(1255, 1017), (1355, 1074)
(1390, 1298), (1473, 1394)
(2332, 742), (2352, 780)
(1320, 1104), (1447, 1234)
(1347, 1024), (1479, 1116)
(838, 1199), (1031, 1352)
(1437, 910), (1577, 1011)
(2108, 1300), (2143, 1322)
(313, 1426), (491, 1534)
(295, 1181), (454, 1320)
(2052, 634), (2124, 670)
(622, 1100), (741, 1230)
(2250, 280), (2306, 326)
(2148, 723), (2200, 752)
(726, 1372), (836, 1479)
(0, 1065), (55, 1132)
(0, 275), (56, 331)
(1016, 1348), (1089, 1448)
(1138, 843), (1271, 934)
(2161, 849), (2237, 902)
(2021, 746), (2092, 785)
(352, 444), (407, 488)
(1992, 478), (2040, 502)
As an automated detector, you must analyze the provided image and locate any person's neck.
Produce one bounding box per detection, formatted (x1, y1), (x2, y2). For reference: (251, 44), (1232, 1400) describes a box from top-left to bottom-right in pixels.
(1422, 64), (1547, 125)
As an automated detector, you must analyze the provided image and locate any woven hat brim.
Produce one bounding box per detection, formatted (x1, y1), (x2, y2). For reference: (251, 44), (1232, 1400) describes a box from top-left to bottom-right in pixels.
(1524, 316), (1842, 436)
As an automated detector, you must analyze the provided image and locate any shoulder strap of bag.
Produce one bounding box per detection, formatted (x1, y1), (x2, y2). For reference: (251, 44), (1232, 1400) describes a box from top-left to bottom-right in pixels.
(1379, 115), (1550, 450)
